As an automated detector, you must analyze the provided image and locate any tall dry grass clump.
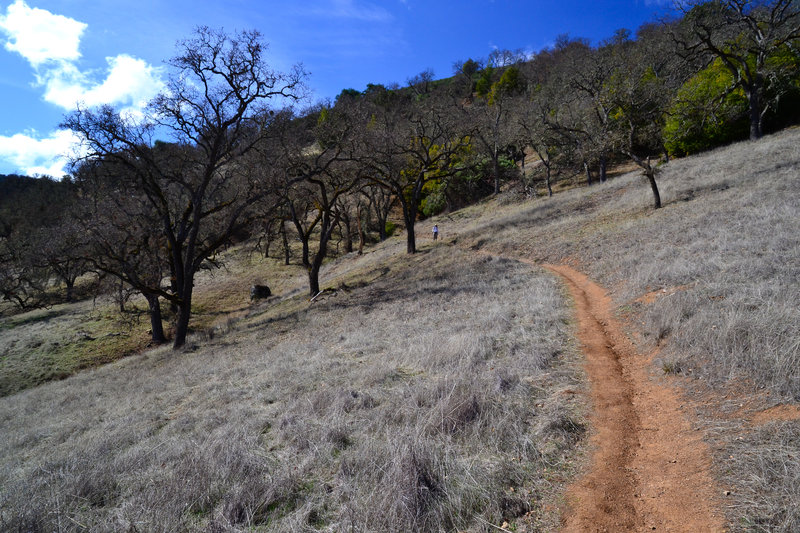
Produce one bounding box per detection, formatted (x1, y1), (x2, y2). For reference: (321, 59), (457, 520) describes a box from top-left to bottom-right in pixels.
(0, 245), (585, 531)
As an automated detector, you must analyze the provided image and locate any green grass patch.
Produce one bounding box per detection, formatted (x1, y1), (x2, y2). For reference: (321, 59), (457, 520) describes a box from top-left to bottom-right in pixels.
(0, 302), (151, 397)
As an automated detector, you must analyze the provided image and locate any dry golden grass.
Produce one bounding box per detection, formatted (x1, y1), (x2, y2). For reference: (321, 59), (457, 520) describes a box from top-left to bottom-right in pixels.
(449, 127), (800, 532)
(1, 127), (798, 531)
(0, 245), (309, 397)
(0, 236), (586, 531)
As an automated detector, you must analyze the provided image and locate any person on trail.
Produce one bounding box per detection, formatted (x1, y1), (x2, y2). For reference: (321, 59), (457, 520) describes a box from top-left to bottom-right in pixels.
(432, 224), (439, 241)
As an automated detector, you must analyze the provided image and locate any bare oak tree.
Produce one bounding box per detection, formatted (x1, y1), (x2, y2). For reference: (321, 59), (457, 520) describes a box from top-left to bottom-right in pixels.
(64, 27), (305, 348)
(274, 105), (359, 296)
(605, 23), (691, 208)
(357, 86), (471, 253)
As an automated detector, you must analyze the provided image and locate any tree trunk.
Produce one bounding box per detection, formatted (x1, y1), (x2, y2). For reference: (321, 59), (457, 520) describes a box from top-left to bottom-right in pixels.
(118, 279), (126, 313)
(168, 259), (179, 313)
(263, 221), (273, 259)
(747, 85), (763, 140)
(377, 208), (388, 241)
(280, 219), (290, 266)
(405, 211), (417, 253)
(403, 179), (425, 254)
(356, 206), (365, 255)
(401, 196), (418, 254)
(171, 264), (195, 349)
(173, 288), (192, 349)
(626, 149), (662, 210)
(300, 237), (310, 267)
(545, 165), (553, 197)
(645, 168), (661, 209)
(493, 152), (501, 195)
(342, 215), (354, 253)
(65, 278), (75, 302)
(308, 265), (321, 296)
(145, 293), (166, 344)
(599, 156), (607, 183)
(307, 212), (336, 296)
(289, 204), (310, 267)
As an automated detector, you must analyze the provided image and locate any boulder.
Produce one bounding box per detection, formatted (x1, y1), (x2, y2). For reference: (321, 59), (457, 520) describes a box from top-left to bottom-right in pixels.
(250, 284), (271, 300)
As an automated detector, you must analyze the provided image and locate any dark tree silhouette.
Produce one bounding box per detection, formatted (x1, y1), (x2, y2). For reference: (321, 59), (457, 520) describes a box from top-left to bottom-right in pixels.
(64, 27), (305, 348)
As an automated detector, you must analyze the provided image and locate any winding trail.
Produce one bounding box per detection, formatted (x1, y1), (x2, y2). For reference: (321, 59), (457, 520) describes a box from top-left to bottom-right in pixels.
(540, 264), (726, 533)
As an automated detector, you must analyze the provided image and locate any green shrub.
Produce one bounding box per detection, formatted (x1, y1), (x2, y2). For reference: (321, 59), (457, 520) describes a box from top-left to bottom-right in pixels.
(421, 179), (447, 217)
(663, 58), (749, 157)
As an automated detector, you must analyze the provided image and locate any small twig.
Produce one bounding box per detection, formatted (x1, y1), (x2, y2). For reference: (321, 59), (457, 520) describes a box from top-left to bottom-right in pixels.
(310, 290), (324, 302)
(65, 514), (89, 530)
(476, 516), (512, 532)
(310, 288), (337, 303)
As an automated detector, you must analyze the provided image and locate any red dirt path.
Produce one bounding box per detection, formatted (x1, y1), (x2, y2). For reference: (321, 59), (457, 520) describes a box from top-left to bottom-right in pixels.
(543, 263), (726, 533)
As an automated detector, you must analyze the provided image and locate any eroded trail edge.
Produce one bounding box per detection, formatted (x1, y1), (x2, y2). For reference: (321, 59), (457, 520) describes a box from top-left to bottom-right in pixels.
(540, 263), (725, 533)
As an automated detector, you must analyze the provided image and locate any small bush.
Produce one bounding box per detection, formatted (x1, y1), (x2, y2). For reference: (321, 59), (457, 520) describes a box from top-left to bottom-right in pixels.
(663, 58), (749, 157)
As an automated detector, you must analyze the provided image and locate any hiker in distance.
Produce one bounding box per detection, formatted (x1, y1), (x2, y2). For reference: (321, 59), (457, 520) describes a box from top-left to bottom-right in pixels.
(432, 224), (439, 241)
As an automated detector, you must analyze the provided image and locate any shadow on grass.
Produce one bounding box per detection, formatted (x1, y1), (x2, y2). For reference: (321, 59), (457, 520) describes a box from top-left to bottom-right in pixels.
(3, 306), (72, 329)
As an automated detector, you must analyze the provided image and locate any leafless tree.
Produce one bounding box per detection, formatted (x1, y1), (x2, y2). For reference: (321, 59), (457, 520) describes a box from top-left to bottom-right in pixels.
(64, 27), (305, 348)
(407, 69), (436, 97)
(360, 182), (396, 241)
(35, 218), (90, 303)
(274, 105), (360, 295)
(606, 23), (690, 208)
(0, 229), (47, 310)
(356, 86), (471, 253)
(73, 158), (175, 343)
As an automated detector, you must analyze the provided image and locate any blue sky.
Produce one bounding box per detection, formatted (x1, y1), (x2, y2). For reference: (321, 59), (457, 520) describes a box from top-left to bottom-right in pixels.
(0, 0), (672, 177)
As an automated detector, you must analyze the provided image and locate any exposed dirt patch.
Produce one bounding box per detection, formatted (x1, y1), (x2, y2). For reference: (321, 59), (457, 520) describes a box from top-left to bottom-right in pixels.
(539, 263), (726, 532)
(687, 378), (800, 427)
(635, 284), (694, 305)
(750, 404), (800, 426)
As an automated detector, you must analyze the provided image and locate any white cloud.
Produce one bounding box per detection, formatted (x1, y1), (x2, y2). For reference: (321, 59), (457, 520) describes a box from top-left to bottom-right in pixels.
(0, 0), (86, 66)
(41, 54), (165, 111)
(0, 1), (165, 176)
(0, 129), (82, 178)
(0, 1), (164, 111)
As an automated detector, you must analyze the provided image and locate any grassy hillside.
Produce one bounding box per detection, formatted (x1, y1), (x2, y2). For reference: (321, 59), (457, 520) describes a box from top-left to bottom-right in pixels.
(451, 127), (800, 531)
(1, 127), (799, 531)
(457, 127), (800, 400)
(0, 250), (309, 397)
(0, 241), (586, 531)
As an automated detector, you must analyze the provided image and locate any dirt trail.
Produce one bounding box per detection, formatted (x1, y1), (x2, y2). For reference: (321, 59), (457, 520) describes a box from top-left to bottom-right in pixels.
(538, 264), (726, 533)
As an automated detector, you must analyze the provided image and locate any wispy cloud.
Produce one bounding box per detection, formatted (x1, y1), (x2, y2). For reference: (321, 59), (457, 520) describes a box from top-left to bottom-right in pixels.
(304, 0), (393, 22)
(285, 0), (406, 64)
(0, 0), (164, 176)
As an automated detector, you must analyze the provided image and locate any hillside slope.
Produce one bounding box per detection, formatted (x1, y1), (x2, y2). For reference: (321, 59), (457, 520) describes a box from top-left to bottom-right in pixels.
(450, 126), (800, 531)
(0, 243), (587, 531)
(1, 128), (799, 531)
